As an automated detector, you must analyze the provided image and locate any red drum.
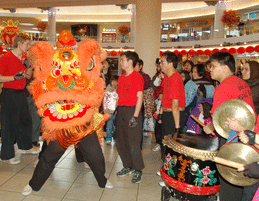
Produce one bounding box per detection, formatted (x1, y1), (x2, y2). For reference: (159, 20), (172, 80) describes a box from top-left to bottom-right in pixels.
(161, 133), (220, 201)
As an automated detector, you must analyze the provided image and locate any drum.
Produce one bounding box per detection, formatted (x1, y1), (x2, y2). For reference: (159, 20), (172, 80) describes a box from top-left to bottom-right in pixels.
(161, 133), (220, 201)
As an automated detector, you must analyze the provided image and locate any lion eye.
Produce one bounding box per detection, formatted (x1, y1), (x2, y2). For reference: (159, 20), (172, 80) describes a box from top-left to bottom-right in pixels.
(87, 57), (95, 71)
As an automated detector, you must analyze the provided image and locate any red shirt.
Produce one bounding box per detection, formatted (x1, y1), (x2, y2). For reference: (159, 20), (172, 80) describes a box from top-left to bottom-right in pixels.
(0, 52), (27, 90)
(161, 71), (186, 108)
(211, 75), (255, 114)
(254, 116), (259, 133)
(117, 70), (144, 106)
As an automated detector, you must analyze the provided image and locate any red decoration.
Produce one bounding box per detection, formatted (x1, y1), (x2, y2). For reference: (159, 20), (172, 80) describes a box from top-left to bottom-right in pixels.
(118, 50), (124, 55)
(160, 51), (164, 56)
(221, 48), (228, 52)
(228, 48), (237, 54)
(204, 49), (212, 55)
(0, 45), (3, 54)
(110, 50), (117, 57)
(212, 49), (220, 53)
(221, 10), (240, 28)
(246, 46), (255, 53)
(254, 45), (259, 52)
(196, 50), (204, 55)
(180, 50), (187, 55)
(118, 25), (129, 35)
(237, 47), (246, 54)
(174, 50), (179, 55)
(188, 49), (196, 55)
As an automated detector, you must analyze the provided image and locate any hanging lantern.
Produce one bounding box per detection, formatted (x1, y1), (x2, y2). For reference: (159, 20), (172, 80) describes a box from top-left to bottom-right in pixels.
(174, 50), (179, 55)
(212, 48), (220, 53)
(188, 49), (196, 56)
(110, 50), (117, 57)
(228, 48), (237, 54)
(180, 50), (187, 55)
(221, 48), (228, 52)
(246, 46), (255, 53)
(196, 50), (204, 55)
(118, 50), (124, 55)
(204, 49), (212, 55)
(254, 45), (259, 52)
(237, 47), (246, 54)
(160, 51), (164, 56)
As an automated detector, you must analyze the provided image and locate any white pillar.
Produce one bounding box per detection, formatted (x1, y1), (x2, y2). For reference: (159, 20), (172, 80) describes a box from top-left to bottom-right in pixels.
(47, 7), (56, 43)
(135, 0), (161, 77)
(130, 5), (136, 44)
(213, 1), (226, 39)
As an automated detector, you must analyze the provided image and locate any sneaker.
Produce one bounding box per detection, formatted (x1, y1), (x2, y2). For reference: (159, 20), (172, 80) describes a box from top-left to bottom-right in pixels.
(105, 180), (113, 188)
(156, 171), (161, 177)
(2, 157), (21, 165)
(20, 148), (40, 154)
(159, 181), (166, 187)
(22, 184), (32, 195)
(116, 167), (134, 177)
(143, 132), (149, 137)
(151, 144), (160, 151)
(106, 141), (111, 145)
(132, 170), (142, 184)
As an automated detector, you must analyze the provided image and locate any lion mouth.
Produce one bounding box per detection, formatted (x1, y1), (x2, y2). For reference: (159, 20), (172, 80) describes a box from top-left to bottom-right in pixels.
(42, 101), (91, 122)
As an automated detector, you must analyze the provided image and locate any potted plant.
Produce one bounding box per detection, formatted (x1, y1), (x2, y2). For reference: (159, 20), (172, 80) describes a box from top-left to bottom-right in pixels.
(118, 25), (129, 43)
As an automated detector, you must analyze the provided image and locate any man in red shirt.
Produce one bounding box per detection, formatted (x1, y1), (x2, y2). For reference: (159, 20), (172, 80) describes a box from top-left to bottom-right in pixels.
(204, 52), (255, 201)
(158, 52), (186, 157)
(115, 51), (145, 184)
(0, 33), (37, 165)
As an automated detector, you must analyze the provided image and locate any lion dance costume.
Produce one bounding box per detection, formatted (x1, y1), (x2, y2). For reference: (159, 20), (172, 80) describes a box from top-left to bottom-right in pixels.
(27, 31), (110, 191)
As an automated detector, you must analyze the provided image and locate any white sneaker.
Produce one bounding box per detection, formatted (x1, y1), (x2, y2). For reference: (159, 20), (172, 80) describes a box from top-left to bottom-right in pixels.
(143, 132), (149, 137)
(106, 141), (111, 145)
(151, 144), (160, 151)
(105, 180), (113, 189)
(20, 148), (40, 154)
(156, 171), (161, 177)
(159, 181), (166, 187)
(2, 157), (21, 165)
(22, 184), (32, 195)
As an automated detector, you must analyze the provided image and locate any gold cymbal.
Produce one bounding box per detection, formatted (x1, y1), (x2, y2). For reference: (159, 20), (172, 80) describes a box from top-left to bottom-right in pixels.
(213, 99), (255, 139)
(216, 142), (259, 186)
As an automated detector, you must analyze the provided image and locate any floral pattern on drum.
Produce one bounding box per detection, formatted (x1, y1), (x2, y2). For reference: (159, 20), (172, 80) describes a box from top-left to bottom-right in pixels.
(194, 166), (217, 186)
(162, 153), (176, 177)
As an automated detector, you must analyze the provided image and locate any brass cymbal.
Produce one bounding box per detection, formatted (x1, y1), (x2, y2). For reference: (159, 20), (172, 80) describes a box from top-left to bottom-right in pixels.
(213, 99), (255, 139)
(216, 143), (259, 186)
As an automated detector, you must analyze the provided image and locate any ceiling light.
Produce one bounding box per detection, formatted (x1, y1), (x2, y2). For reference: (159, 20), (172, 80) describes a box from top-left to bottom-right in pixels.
(19, 23), (34, 26)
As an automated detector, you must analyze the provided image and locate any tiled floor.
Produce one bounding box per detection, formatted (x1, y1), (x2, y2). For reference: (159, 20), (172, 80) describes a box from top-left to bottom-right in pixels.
(0, 134), (164, 201)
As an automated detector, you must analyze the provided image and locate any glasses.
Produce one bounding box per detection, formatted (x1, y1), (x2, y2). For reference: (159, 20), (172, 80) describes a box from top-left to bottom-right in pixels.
(160, 61), (167, 65)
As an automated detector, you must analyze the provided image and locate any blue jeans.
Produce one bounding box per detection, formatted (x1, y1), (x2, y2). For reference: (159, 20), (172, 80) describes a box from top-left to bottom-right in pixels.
(106, 113), (116, 141)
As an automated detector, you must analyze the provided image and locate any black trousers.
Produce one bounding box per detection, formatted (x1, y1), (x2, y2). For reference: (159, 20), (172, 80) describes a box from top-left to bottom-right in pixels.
(29, 132), (107, 191)
(116, 106), (144, 171)
(160, 111), (186, 159)
(0, 88), (32, 160)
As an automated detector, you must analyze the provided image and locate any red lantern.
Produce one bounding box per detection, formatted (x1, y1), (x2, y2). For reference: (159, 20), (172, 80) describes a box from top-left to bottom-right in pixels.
(118, 50), (124, 55)
(204, 49), (212, 55)
(160, 51), (164, 56)
(212, 48), (220, 53)
(174, 50), (179, 55)
(246, 46), (255, 53)
(188, 49), (196, 55)
(110, 50), (117, 57)
(254, 45), (259, 52)
(228, 48), (236, 54)
(237, 47), (246, 54)
(221, 48), (228, 52)
(180, 50), (187, 55)
(196, 50), (204, 55)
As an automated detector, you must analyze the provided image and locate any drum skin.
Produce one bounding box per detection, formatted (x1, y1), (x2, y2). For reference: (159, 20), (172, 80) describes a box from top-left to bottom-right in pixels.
(161, 133), (220, 200)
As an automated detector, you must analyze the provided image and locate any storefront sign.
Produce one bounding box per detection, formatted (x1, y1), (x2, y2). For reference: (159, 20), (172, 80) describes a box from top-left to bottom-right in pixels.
(181, 19), (213, 28)
(103, 28), (116, 32)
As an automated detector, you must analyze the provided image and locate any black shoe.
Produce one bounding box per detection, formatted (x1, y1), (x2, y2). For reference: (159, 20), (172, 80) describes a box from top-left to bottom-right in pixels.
(116, 167), (134, 177)
(132, 170), (142, 184)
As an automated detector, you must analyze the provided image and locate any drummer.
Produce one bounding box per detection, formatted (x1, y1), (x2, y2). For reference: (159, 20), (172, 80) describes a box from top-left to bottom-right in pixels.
(203, 52), (255, 201)
(226, 116), (259, 201)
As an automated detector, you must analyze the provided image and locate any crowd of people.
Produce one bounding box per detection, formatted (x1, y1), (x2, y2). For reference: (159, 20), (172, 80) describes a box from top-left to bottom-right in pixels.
(0, 33), (259, 200)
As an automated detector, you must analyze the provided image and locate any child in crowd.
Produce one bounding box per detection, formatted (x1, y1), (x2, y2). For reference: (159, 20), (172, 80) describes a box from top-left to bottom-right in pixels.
(103, 76), (119, 145)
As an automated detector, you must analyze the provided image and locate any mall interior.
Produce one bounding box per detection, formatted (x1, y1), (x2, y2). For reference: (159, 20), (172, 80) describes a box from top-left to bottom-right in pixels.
(0, 0), (259, 200)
